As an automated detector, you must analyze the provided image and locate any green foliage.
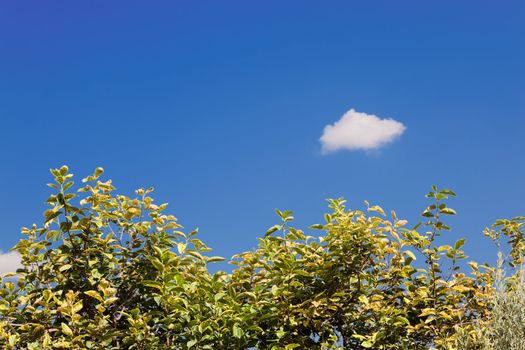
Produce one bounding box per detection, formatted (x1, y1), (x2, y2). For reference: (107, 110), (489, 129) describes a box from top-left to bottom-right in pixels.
(454, 217), (525, 350)
(0, 168), (520, 349)
(455, 254), (525, 350)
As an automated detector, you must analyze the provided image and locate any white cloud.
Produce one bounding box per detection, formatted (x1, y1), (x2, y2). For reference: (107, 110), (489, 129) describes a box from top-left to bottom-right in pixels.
(0, 251), (22, 275)
(320, 108), (406, 153)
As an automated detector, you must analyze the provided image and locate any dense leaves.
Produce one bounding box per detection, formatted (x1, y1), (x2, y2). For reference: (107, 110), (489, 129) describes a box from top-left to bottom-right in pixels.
(0, 167), (522, 349)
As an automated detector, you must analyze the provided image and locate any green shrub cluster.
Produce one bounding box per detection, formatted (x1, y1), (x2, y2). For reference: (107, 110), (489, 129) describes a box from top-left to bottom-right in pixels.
(0, 166), (522, 349)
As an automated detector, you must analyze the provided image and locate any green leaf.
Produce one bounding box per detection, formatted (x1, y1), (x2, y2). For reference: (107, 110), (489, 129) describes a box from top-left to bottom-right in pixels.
(61, 323), (73, 337)
(438, 245), (452, 252)
(153, 246), (164, 257)
(455, 238), (466, 249)
(271, 284), (279, 296)
(395, 316), (410, 325)
(45, 230), (60, 240)
(232, 323), (243, 339)
(440, 207), (457, 215)
(214, 292), (225, 302)
(94, 167), (104, 178)
(285, 344), (301, 350)
(265, 225), (281, 237)
(151, 258), (164, 272)
(422, 210), (434, 218)
(413, 222), (422, 230)
(435, 192), (447, 200)
(207, 256), (225, 263)
(8, 335), (16, 347)
(405, 250), (417, 261)
(362, 340), (373, 348)
(368, 205), (386, 216)
(441, 189), (456, 196)
(177, 242), (187, 254)
(59, 264), (72, 272)
(84, 290), (104, 302)
(44, 210), (62, 223)
(309, 223), (324, 230)
(142, 281), (163, 291)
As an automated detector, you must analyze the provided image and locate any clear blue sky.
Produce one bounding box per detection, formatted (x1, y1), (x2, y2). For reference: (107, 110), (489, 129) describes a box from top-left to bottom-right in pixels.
(1, 1), (524, 267)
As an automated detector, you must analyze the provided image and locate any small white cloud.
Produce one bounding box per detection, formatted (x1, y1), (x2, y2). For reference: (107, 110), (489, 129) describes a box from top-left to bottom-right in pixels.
(0, 251), (22, 275)
(320, 108), (406, 153)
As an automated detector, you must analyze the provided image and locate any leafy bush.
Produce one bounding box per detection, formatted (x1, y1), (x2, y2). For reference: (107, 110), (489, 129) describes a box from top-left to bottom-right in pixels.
(456, 220), (525, 350)
(0, 166), (520, 349)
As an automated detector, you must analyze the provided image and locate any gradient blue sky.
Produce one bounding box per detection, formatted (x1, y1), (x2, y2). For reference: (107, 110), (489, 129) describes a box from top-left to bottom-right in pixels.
(1, 1), (524, 267)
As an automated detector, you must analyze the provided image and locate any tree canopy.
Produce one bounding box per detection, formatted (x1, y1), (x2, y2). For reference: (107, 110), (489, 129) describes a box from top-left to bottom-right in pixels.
(0, 166), (523, 349)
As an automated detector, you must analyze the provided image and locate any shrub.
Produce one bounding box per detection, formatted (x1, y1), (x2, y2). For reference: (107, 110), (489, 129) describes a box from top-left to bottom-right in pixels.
(456, 218), (525, 350)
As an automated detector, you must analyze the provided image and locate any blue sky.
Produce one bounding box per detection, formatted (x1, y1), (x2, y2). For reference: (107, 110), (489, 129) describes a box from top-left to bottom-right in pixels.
(1, 1), (524, 269)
